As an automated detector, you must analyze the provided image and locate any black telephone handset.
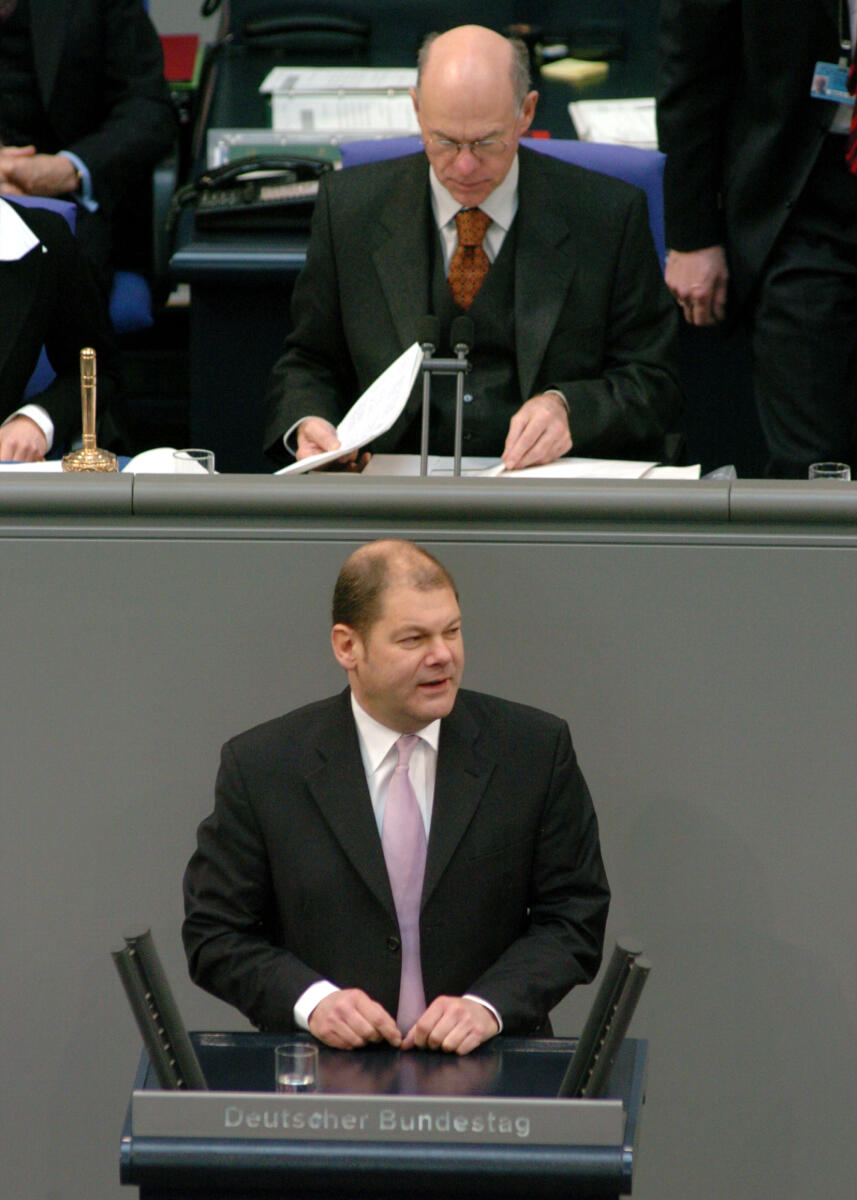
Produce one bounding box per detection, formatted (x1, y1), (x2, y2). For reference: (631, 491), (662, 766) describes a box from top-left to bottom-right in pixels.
(170, 154), (334, 233)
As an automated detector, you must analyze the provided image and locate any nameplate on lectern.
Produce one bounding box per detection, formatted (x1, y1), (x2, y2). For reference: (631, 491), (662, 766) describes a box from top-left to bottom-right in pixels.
(131, 1090), (624, 1147)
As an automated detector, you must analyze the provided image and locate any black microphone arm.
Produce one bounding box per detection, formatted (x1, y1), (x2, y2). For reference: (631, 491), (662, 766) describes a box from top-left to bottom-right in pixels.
(557, 936), (651, 1099)
(112, 928), (207, 1090)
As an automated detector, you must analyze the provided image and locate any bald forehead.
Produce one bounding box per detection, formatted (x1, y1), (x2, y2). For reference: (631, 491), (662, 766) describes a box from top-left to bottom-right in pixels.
(418, 26), (517, 107)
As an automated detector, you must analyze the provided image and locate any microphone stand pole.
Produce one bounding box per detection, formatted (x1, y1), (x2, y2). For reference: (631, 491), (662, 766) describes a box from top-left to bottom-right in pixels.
(417, 317), (440, 478)
(419, 344), (435, 478)
(417, 317), (472, 477)
(452, 336), (468, 477)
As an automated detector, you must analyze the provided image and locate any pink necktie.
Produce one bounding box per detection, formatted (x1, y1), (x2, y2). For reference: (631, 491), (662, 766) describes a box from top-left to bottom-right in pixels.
(381, 734), (427, 1033)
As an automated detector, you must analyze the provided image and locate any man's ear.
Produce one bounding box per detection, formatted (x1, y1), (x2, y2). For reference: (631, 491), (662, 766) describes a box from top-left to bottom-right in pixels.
(331, 623), (362, 670)
(518, 90), (539, 135)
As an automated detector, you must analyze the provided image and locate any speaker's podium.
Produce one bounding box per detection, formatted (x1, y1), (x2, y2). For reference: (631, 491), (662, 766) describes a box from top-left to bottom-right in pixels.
(119, 1031), (648, 1199)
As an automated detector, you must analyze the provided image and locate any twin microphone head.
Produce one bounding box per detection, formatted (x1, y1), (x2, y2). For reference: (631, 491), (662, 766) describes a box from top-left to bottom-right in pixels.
(417, 315), (474, 359)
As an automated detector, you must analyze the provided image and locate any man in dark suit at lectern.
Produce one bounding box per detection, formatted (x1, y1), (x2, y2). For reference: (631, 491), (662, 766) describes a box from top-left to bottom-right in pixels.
(263, 24), (679, 471)
(183, 539), (609, 1055)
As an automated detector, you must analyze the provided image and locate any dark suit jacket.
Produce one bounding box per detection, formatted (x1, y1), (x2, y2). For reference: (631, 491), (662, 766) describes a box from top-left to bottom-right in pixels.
(657, 0), (840, 311)
(22, 0), (176, 224)
(0, 200), (118, 444)
(263, 147), (680, 465)
(182, 688), (610, 1034)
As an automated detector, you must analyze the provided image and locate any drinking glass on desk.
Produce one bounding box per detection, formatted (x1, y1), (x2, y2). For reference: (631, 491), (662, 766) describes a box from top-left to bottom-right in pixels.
(809, 462), (851, 479)
(275, 1040), (318, 1093)
(173, 448), (215, 474)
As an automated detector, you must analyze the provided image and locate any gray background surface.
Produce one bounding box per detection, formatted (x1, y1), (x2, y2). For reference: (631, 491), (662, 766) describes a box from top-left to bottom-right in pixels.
(1, 478), (855, 1199)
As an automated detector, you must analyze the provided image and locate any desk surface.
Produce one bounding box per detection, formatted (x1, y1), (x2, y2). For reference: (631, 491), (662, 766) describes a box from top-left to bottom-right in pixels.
(120, 1034), (647, 1198)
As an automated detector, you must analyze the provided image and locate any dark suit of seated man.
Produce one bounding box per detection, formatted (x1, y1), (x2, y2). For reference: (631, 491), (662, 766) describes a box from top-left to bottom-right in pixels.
(264, 24), (680, 473)
(0, 0), (176, 293)
(183, 539), (610, 1055)
(0, 196), (118, 461)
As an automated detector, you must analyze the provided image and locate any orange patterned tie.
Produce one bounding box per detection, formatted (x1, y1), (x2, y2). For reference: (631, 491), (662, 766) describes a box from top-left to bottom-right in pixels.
(448, 208), (492, 309)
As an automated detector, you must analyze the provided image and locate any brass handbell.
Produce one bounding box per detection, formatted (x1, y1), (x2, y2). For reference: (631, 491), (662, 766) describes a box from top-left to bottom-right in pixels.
(62, 347), (118, 472)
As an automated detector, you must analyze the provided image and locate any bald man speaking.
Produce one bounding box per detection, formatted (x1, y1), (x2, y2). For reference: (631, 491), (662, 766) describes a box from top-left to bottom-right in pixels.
(264, 25), (680, 472)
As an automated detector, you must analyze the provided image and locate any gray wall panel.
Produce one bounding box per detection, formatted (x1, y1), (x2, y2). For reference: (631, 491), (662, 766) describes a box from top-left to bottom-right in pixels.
(2, 525), (855, 1199)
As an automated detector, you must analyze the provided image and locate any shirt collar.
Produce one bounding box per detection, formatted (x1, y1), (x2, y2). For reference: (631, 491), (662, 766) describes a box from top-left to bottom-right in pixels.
(350, 692), (441, 773)
(428, 153), (519, 234)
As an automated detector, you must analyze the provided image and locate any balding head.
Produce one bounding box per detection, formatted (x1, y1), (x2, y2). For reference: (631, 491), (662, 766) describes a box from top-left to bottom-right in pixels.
(332, 539), (458, 640)
(331, 540), (464, 731)
(411, 25), (538, 208)
(416, 26), (531, 112)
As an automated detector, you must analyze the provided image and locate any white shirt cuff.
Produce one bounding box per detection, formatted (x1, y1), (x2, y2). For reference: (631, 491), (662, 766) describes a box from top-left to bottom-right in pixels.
(463, 994), (503, 1033)
(542, 387), (569, 413)
(60, 151), (98, 212)
(3, 404), (54, 452)
(293, 980), (340, 1031)
(282, 416), (316, 459)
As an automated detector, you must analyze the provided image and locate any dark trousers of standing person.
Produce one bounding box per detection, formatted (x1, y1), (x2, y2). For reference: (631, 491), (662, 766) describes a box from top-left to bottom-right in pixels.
(752, 136), (857, 479)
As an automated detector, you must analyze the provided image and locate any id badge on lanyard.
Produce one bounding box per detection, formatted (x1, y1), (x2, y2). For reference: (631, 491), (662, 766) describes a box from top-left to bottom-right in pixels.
(811, 0), (854, 101)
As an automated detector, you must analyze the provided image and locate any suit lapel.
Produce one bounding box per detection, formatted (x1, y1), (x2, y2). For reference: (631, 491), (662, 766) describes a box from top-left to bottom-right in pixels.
(302, 692), (396, 918)
(514, 148), (578, 402)
(29, 0), (73, 107)
(423, 698), (494, 908)
(370, 155), (433, 352)
(301, 690), (495, 919)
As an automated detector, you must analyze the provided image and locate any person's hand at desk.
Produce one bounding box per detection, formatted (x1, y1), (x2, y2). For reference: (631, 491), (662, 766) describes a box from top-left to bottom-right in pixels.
(0, 415), (48, 462)
(502, 391), (571, 471)
(296, 416), (370, 471)
(308, 987), (402, 1050)
(402, 995), (500, 1056)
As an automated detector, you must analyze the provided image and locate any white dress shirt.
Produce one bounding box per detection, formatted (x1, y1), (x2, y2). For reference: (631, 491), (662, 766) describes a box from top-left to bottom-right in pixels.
(428, 154), (519, 272)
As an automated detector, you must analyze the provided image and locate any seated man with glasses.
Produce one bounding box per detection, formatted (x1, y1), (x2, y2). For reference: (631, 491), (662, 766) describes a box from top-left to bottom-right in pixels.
(264, 24), (680, 471)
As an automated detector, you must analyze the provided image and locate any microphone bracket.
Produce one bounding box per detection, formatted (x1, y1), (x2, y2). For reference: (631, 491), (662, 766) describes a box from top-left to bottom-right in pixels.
(418, 356), (472, 476)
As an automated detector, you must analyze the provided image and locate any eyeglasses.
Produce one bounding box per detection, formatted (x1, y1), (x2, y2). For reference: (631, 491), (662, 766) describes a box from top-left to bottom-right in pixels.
(424, 136), (510, 161)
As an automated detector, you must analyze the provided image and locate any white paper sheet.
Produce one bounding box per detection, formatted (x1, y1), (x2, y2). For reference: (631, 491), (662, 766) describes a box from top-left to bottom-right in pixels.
(0, 197), (41, 261)
(0, 460), (63, 471)
(271, 94), (419, 135)
(361, 455), (701, 479)
(568, 98), (658, 148)
(275, 343), (424, 476)
(260, 67), (416, 94)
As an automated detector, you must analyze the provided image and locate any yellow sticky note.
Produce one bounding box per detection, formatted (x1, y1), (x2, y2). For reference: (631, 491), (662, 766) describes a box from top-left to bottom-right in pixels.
(540, 58), (610, 86)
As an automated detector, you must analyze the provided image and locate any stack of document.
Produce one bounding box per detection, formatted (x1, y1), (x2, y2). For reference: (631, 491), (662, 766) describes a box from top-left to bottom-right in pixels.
(568, 98), (657, 148)
(260, 67), (419, 140)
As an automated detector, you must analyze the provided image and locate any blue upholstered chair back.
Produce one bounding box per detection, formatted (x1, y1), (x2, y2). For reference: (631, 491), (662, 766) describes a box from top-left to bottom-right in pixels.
(339, 137), (666, 266)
